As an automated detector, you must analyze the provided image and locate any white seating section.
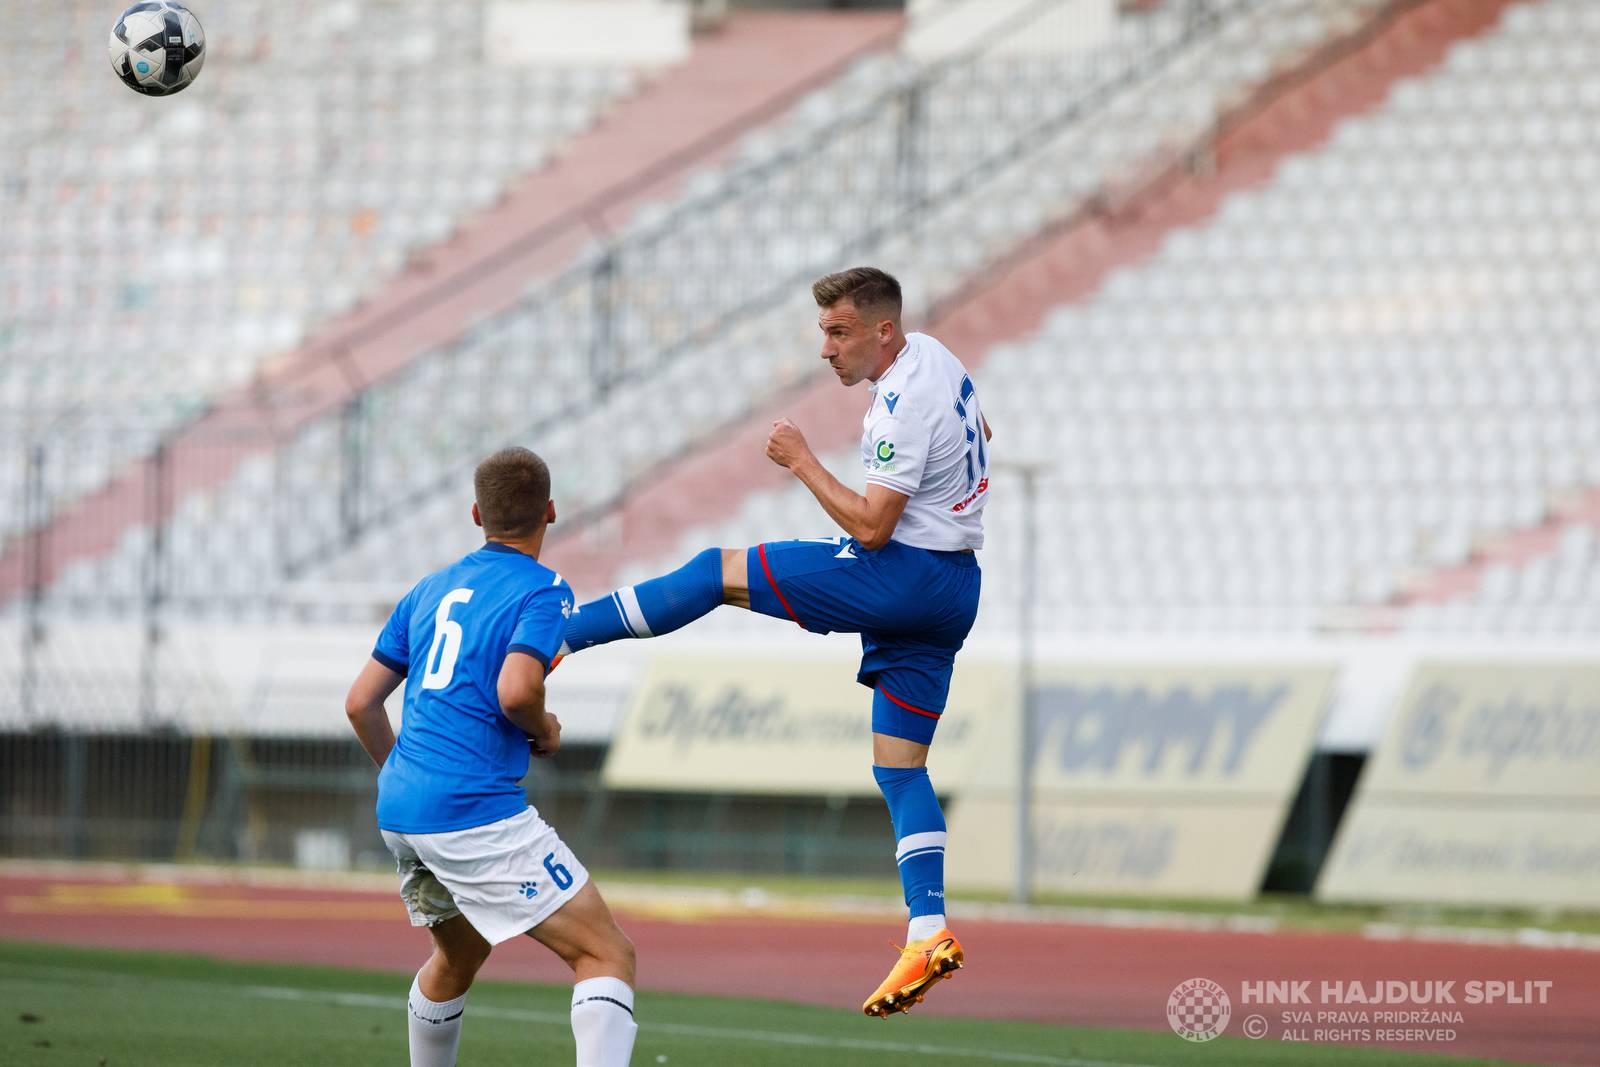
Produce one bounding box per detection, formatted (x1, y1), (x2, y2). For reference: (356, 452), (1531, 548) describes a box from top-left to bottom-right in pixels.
(1402, 520), (1600, 635)
(0, 0), (645, 543)
(629, 0), (1600, 635)
(31, 0), (1420, 624)
(53, 0), (1363, 613)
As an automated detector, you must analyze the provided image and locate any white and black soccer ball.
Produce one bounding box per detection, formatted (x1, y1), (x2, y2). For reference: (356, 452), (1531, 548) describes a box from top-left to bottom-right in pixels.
(109, 2), (206, 97)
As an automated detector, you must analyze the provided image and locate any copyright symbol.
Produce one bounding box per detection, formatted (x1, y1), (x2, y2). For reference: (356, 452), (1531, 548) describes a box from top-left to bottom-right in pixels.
(1243, 1014), (1269, 1039)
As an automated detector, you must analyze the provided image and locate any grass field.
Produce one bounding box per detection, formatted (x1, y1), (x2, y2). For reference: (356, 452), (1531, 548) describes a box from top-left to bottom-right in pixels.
(0, 941), (1543, 1067)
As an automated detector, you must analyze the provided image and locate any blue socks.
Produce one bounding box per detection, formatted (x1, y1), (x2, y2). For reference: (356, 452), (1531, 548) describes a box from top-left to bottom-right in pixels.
(873, 765), (947, 925)
(560, 548), (724, 653)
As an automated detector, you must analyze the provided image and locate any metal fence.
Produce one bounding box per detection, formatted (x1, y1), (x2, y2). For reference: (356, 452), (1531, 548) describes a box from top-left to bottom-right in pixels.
(0, 734), (898, 876)
(0, 720), (1353, 892)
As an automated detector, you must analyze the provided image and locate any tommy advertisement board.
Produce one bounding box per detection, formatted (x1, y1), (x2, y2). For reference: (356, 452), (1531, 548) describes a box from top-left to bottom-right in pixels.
(946, 663), (1333, 899)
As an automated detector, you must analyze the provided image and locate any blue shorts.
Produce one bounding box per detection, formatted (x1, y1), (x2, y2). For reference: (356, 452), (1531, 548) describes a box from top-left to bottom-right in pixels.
(746, 537), (981, 744)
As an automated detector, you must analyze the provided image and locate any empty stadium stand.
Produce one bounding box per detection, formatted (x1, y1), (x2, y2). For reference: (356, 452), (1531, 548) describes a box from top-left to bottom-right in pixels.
(0, 0), (657, 564)
(0, 1), (900, 602)
(14, 0), (1594, 640)
(1399, 489), (1600, 633)
(14, 0), (1391, 621)
(1, 1), (643, 418)
(617, 0), (1600, 635)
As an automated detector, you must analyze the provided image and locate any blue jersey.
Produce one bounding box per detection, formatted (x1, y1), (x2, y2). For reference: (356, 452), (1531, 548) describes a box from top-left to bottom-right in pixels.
(372, 542), (573, 834)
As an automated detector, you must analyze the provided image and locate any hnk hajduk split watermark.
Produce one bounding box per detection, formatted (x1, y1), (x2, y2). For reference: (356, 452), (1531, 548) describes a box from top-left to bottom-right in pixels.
(1166, 977), (1554, 1044)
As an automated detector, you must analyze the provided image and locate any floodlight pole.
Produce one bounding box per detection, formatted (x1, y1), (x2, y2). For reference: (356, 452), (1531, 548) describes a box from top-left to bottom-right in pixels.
(21, 442), (46, 726)
(994, 460), (1046, 905)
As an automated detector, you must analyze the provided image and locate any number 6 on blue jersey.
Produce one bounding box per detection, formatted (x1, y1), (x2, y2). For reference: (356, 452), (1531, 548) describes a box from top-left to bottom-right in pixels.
(421, 588), (474, 690)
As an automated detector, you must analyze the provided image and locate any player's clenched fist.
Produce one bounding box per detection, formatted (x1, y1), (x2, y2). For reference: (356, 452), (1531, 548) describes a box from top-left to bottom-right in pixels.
(530, 713), (562, 758)
(766, 417), (812, 469)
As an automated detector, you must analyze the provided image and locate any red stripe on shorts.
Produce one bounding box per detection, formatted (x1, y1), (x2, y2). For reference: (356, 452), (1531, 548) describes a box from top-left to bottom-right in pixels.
(879, 684), (941, 719)
(756, 543), (804, 628)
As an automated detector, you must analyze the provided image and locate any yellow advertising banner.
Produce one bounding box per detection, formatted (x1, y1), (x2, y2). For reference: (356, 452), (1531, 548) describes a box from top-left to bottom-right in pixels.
(1341, 661), (1600, 798)
(599, 654), (1010, 795)
(1318, 661), (1600, 908)
(1318, 807), (1600, 909)
(948, 663), (1334, 899)
(951, 796), (1291, 899)
(602, 655), (1332, 898)
(965, 663), (1336, 795)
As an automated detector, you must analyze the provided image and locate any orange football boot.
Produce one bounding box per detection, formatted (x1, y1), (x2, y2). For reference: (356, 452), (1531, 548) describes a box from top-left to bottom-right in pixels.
(862, 929), (964, 1017)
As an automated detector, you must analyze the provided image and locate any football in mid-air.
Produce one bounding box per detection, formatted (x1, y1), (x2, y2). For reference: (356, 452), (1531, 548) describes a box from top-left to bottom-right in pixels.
(109, 2), (206, 97)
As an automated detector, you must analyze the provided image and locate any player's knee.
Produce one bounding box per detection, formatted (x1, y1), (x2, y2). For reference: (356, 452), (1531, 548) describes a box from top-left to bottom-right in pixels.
(456, 949), (492, 982)
(440, 936), (491, 978)
(618, 937), (637, 986)
(718, 548), (747, 600)
(605, 926), (637, 984)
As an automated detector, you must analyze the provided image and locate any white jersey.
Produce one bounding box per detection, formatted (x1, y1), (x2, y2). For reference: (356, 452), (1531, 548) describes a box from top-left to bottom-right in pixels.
(861, 332), (989, 551)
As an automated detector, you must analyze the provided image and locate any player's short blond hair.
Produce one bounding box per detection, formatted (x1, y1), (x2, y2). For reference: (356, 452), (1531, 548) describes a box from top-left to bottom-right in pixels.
(474, 447), (551, 538)
(812, 267), (902, 326)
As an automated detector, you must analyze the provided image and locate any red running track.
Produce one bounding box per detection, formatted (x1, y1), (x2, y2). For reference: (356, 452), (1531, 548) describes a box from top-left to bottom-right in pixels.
(1, 872), (1596, 1065)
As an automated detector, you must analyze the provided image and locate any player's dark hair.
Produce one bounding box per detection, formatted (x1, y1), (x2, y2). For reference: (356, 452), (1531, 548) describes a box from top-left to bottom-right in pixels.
(812, 267), (902, 326)
(474, 447), (552, 539)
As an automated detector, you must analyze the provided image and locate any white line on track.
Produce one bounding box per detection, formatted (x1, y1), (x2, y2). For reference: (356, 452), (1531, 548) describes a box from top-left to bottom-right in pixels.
(248, 985), (1158, 1067)
(2, 960), (1162, 1067)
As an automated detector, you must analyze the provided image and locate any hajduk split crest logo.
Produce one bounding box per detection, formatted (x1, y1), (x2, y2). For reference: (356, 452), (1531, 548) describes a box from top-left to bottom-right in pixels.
(1167, 977), (1231, 1041)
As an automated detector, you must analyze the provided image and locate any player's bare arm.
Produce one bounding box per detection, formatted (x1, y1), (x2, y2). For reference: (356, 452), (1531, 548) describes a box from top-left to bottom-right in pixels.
(497, 651), (561, 756)
(766, 417), (910, 550)
(345, 658), (403, 767)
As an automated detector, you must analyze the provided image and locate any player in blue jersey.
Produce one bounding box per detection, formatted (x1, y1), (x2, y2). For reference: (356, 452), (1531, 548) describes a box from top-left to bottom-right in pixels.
(344, 447), (637, 1067)
(557, 268), (991, 1017)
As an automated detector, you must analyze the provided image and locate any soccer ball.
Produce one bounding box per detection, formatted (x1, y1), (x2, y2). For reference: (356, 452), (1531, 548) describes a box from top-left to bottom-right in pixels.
(109, 2), (206, 97)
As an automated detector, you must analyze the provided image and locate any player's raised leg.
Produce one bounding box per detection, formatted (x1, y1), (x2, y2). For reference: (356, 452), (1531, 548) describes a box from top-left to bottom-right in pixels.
(525, 880), (639, 1067)
(558, 547), (750, 653)
(408, 915), (491, 1067)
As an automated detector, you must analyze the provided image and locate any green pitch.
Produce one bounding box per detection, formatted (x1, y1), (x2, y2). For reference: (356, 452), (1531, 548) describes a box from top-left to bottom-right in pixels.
(0, 941), (1536, 1067)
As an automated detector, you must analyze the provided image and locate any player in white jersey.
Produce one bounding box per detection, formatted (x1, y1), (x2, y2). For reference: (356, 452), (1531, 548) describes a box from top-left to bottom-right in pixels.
(557, 268), (990, 1017)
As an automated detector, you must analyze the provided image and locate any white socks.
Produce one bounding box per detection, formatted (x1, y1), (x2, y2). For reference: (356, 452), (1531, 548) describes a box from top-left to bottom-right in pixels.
(571, 976), (638, 1067)
(408, 972), (467, 1067)
(407, 970), (636, 1067)
(908, 913), (946, 943)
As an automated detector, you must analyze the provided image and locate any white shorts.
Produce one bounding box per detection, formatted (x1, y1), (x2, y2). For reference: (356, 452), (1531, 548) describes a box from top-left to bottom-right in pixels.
(381, 807), (591, 945)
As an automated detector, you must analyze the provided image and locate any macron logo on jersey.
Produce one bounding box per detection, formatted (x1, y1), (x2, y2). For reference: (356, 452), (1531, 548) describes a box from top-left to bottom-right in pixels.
(883, 391), (900, 415)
